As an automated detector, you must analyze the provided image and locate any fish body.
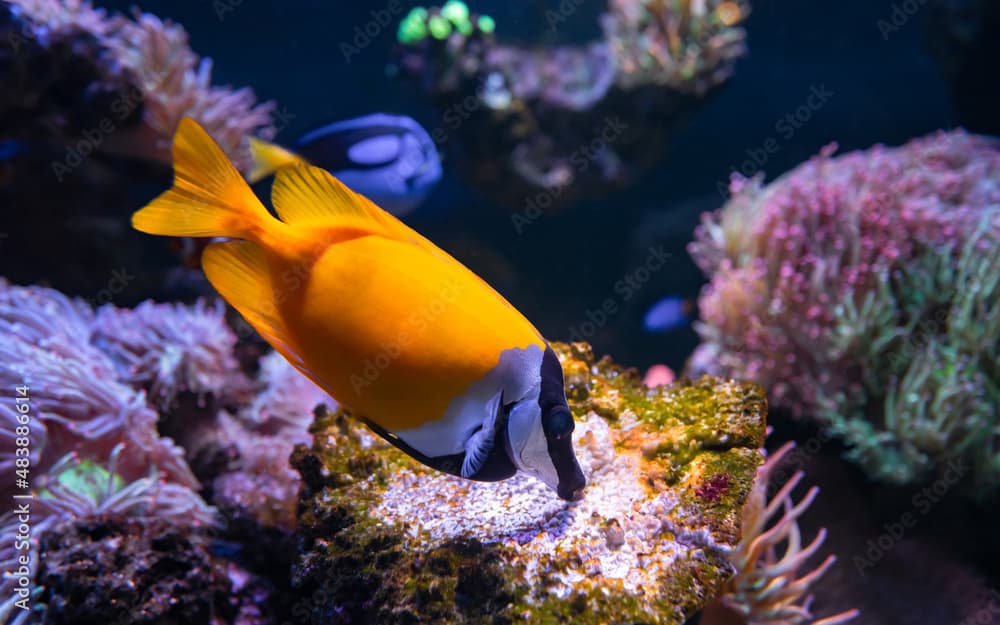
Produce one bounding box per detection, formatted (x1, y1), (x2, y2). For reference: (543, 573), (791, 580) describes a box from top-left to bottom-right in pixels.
(133, 119), (585, 500)
(249, 113), (442, 217)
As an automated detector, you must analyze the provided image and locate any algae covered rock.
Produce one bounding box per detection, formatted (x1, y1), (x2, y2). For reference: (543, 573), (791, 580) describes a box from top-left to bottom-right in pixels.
(289, 342), (766, 625)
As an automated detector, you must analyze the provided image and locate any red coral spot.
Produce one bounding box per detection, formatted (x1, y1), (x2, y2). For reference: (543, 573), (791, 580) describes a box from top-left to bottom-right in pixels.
(695, 474), (731, 502)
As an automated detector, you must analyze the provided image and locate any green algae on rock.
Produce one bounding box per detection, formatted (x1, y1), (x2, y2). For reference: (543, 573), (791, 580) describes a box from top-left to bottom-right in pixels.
(289, 342), (766, 625)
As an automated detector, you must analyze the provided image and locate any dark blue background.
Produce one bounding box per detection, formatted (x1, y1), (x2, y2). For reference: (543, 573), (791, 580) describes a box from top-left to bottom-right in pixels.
(103, 0), (956, 370)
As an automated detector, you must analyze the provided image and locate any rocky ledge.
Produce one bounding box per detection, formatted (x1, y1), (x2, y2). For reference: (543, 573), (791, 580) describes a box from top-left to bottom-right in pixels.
(289, 342), (766, 625)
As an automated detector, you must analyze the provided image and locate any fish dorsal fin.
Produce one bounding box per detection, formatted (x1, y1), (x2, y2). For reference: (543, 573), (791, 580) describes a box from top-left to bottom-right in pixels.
(201, 240), (305, 368)
(271, 164), (465, 261)
(271, 163), (399, 232)
(271, 164), (543, 337)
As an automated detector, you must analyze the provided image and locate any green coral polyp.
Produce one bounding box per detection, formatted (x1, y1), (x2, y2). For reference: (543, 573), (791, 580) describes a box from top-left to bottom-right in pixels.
(428, 15), (452, 39)
(398, 7), (430, 44)
(40, 459), (127, 506)
(477, 15), (495, 34)
(441, 0), (470, 26)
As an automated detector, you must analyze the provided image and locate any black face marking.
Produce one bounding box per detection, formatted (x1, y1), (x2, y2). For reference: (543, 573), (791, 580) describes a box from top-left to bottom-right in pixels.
(539, 345), (587, 500)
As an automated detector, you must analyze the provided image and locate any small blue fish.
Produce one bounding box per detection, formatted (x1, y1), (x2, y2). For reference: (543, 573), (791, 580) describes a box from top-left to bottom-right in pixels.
(248, 113), (442, 216)
(642, 296), (693, 333)
(0, 140), (26, 160)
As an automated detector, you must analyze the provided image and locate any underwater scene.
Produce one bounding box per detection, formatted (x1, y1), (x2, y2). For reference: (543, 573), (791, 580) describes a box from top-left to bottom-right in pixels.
(1, 0), (998, 623)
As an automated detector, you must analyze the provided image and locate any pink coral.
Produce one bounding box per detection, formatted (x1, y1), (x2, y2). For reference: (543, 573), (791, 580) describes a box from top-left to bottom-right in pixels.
(689, 130), (1000, 411)
(0, 281), (199, 492)
(90, 299), (241, 410)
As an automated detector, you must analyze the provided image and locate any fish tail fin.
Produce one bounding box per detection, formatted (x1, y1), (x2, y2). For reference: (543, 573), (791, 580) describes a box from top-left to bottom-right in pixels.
(248, 137), (307, 183)
(132, 118), (274, 242)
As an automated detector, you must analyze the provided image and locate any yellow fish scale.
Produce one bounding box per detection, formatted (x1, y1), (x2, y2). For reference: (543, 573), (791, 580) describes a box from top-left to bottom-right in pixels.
(278, 231), (544, 431)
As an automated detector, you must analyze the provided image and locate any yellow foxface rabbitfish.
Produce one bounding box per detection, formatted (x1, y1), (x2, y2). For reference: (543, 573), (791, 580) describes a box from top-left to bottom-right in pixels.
(132, 119), (587, 500)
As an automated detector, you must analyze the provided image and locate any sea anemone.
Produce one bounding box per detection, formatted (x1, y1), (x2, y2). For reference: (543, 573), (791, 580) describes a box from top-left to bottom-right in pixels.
(703, 442), (860, 625)
(689, 130), (1000, 487)
(101, 7), (276, 168)
(90, 298), (241, 410)
(37, 444), (216, 525)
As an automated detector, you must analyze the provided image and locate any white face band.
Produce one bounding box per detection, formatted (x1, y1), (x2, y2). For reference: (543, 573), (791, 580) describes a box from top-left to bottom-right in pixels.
(505, 400), (559, 491)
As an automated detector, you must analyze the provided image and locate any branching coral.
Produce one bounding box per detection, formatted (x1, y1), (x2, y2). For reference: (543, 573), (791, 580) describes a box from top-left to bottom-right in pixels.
(601, 0), (749, 95)
(688, 130), (1000, 487)
(704, 442), (859, 625)
(395, 0), (749, 210)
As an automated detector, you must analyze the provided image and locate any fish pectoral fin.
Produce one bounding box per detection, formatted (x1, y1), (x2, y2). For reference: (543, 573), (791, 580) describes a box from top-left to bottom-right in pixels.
(202, 240), (305, 368)
(460, 390), (504, 478)
(247, 138), (306, 184)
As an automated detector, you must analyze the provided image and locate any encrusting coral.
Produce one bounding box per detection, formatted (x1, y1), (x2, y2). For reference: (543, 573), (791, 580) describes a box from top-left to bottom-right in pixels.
(394, 0), (749, 210)
(290, 342), (767, 625)
(688, 130), (1000, 488)
(701, 441), (859, 625)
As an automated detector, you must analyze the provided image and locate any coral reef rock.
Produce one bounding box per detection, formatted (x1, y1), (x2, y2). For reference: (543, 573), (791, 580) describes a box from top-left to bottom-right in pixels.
(290, 342), (766, 625)
(688, 129), (1000, 489)
(37, 515), (273, 625)
(395, 0), (748, 210)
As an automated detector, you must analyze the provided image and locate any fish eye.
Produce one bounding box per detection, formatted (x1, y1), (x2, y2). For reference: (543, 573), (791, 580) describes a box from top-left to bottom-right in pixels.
(542, 406), (575, 441)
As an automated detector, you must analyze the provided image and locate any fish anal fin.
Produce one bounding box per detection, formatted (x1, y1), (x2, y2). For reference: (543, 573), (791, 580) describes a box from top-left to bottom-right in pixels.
(201, 240), (304, 367)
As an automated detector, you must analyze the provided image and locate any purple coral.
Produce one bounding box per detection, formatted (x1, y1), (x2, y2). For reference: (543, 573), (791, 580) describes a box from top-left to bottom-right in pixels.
(688, 130), (1000, 486)
(193, 352), (334, 530)
(0, 280), (222, 625)
(90, 299), (241, 410)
